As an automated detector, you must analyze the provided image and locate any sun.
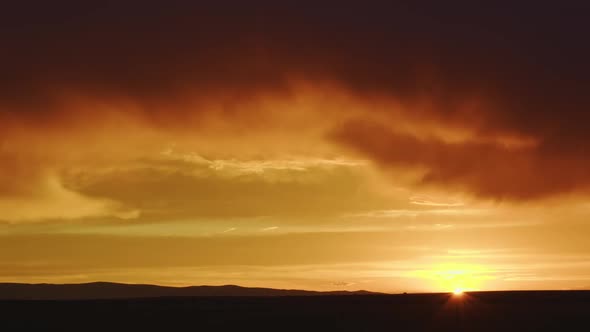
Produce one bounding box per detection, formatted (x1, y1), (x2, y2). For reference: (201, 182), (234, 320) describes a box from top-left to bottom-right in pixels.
(409, 262), (492, 293)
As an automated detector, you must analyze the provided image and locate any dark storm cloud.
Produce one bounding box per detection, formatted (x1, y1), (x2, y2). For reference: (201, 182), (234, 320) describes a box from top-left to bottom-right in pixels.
(1, 1), (589, 199)
(333, 120), (589, 199)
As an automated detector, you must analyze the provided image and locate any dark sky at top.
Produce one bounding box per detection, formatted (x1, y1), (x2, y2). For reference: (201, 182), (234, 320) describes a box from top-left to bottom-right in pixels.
(1, 1), (589, 199)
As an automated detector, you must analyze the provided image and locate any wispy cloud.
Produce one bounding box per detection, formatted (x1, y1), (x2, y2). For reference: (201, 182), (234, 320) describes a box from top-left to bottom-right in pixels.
(162, 149), (366, 175)
(349, 208), (488, 219)
(0, 174), (139, 223)
(409, 195), (465, 207)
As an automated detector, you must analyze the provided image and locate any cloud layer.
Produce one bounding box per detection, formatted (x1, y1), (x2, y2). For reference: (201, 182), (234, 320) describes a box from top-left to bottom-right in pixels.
(1, 1), (589, 224)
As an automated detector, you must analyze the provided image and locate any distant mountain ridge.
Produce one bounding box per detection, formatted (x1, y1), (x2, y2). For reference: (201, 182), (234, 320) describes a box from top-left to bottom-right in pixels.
(0, 282), (380, 300)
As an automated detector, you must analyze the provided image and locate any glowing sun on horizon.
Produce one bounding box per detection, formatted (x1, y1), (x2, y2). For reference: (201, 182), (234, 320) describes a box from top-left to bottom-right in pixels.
(409, 263), (492, 293)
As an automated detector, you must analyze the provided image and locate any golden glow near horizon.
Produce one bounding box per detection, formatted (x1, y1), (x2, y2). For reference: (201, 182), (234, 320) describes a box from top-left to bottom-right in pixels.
(2, 32), (590, 293)
(1, 1), (590, 294)
(2, 89), (590, 293)
(409, 263), (492, 293)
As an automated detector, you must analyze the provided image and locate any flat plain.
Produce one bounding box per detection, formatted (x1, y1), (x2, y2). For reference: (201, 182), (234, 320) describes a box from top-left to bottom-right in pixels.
(2, 291), (589, 331)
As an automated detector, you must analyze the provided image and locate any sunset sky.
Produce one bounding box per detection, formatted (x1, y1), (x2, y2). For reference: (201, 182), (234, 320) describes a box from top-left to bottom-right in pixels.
(1, 1), (590, 293)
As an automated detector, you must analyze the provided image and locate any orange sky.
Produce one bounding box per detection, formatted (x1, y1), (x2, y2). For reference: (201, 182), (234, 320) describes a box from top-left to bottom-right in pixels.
(1, 2), (590, 293)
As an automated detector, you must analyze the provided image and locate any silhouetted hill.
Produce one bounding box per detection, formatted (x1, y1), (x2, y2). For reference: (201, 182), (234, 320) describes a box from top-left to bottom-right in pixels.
(0, 282), (378, 300)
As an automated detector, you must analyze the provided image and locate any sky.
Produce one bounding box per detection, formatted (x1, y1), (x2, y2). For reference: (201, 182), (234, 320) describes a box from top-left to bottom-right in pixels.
(1, 1), (590, 293)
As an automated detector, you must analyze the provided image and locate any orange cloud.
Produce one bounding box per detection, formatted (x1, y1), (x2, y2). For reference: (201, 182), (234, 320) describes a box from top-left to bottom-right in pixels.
(2, 2), (588, 202)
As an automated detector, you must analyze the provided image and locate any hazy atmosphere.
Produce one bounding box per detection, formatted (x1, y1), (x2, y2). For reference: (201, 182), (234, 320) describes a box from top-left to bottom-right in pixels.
(2, 1), (590, 293)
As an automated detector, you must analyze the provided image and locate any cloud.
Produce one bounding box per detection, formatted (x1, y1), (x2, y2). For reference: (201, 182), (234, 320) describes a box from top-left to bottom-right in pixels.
(161, 149), (366, 175)
(0, 174), (139, 222)
(332, 120), (590, 199)
(409, 195), (464, 207)
(351, 208), (487, 219)
(0, 1), (589, 201)
(55, 156), (397, 222)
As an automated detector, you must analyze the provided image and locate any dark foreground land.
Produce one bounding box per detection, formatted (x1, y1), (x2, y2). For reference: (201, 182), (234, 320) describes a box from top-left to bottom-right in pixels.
(2, 291), (590, 331)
